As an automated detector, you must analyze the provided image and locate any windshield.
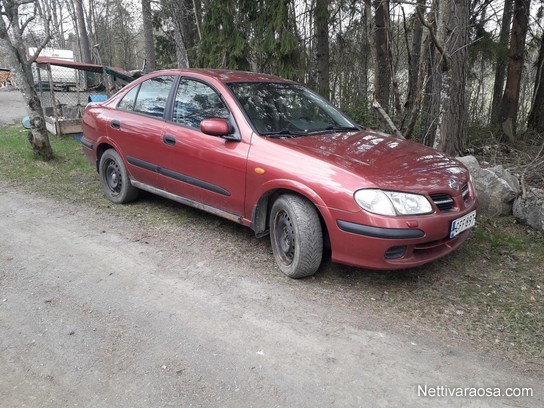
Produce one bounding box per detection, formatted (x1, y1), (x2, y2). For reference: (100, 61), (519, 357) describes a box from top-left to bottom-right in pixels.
(227, 82), (360, 136)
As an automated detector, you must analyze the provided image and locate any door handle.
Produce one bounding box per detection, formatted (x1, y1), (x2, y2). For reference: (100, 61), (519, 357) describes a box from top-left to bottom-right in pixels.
(111, 120), (121, 129)
(163, 134), (176, 146)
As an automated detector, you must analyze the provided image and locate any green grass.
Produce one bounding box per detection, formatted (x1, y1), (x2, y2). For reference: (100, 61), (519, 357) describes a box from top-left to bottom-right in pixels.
(1, 125), (543, 364)
(0, 127), (95, 199)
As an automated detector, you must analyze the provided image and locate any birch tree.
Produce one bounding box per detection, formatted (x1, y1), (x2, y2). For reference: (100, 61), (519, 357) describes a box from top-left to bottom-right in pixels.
(0, 0), (53, 160)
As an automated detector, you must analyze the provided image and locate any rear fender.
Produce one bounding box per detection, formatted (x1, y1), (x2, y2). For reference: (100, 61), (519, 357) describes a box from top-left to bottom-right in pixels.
(94, 136), (124, 172)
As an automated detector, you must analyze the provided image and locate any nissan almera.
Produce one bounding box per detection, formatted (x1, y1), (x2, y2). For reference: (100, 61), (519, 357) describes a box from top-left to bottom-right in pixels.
(82, 69), (477, 278)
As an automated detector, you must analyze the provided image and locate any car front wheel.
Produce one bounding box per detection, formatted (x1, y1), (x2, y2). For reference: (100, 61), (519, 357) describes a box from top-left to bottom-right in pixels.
(270, 194), (323, 278)
(99, 149), (138, 204)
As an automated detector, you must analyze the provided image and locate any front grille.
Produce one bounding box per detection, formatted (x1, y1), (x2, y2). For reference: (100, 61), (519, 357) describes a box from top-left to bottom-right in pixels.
(430, 193), (454, 211)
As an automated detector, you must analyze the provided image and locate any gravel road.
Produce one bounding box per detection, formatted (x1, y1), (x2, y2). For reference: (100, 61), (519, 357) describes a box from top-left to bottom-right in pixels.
(0, 88), (28, 126)
(0, 90), (541, 407)
(0, 185), (541, 408)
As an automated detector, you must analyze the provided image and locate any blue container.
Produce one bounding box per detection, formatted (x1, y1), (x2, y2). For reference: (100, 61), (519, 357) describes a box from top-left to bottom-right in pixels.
(88, 95), (108, 103)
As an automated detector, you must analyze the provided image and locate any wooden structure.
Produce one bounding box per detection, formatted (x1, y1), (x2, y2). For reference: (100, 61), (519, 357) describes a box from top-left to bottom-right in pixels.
(33, 57), (135, 135)
(0, 68), (16, 88)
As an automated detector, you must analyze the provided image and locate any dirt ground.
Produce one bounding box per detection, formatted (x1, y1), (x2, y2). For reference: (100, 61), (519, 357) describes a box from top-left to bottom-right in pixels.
(0, 91), (542, 407)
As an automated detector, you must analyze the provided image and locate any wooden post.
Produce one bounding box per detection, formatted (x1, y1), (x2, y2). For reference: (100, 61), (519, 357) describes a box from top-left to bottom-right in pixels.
(46, 64), (60, 135)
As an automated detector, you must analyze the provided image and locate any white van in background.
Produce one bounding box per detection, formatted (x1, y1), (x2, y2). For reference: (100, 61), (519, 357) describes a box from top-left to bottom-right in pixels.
(29, 47), (77, 91)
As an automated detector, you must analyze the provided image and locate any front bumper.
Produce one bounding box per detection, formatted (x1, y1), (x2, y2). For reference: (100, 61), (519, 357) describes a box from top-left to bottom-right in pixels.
(327, 202), (477, 270)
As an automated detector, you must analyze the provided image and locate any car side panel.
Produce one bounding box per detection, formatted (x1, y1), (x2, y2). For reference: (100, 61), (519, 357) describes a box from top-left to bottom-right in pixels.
(158, 122), (250, 216)
(104, 109), (165, 188)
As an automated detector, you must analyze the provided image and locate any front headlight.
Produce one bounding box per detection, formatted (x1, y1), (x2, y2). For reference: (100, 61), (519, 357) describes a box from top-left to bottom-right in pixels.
(354, 189), (433, 216)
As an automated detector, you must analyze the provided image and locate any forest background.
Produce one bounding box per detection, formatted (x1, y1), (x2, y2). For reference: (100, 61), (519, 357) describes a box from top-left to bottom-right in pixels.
(1, 0), (544, 163)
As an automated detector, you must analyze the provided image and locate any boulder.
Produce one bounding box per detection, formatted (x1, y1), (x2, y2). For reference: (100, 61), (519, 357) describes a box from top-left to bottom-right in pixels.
(513, 189), (544, 232)
(456, 155), (520, 216)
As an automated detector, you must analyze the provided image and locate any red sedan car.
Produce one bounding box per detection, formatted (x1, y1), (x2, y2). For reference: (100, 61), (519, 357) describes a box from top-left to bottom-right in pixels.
(82, 69), (477, 278)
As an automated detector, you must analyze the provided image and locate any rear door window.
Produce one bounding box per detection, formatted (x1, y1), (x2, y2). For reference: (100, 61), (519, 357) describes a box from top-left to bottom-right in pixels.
(117, 86), (139, 111)
(119, 75), (175, 118)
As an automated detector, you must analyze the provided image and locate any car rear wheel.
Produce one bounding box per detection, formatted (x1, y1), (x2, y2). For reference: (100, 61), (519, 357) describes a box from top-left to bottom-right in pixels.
(270, 194), (323, 278)
(99, 149), (138, 204)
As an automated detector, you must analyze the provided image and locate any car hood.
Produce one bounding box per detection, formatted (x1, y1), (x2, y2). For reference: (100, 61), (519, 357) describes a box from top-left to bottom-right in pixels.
(273, 130), (469, 192)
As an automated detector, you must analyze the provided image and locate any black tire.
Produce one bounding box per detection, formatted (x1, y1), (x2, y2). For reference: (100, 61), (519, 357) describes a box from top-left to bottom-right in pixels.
(99, 149), (138, 203)
(269, 194), (323, 278)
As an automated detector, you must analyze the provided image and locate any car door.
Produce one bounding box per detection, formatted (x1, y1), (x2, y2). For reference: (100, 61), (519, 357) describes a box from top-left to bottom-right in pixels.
(159, 77), (249, 217)
(109, 75), (176, 188)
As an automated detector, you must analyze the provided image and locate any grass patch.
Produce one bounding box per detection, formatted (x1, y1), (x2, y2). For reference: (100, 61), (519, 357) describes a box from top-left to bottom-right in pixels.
(0, 126), (242, 228)
(0, 127), (95, 200)
(1, 125), (543, 364)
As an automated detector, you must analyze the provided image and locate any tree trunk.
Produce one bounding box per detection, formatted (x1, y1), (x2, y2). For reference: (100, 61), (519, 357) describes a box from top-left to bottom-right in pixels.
(86, 0), (96, 59)
(314, 0), (330, 99)
(192, 0), (203, 42)
(74, 0), (92, 63)
(490, 0), (514, 125)
(419, 0), (440, 146)
(400, 0), (425, 135)
(174, 28), (190, 69)
(169, 0), (197, 68)
(141, 0), (157, 72)
(498, 0), (531, 143)
(51, 1), (66, 49)
(360, 1), (372, 101)
(364, 0), (374, 67)
(0, 1), (53, 160)
(435, 0), (469, 156)
(527, 31), (544, 133)
(373, 0), (391, 109)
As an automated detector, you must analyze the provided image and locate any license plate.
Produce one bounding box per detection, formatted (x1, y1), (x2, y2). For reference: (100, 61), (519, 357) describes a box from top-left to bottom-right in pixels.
(450, 211), (476, 238)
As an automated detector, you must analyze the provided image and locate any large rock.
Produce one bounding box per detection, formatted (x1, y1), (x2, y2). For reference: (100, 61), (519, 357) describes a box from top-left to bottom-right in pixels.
(513, 189), (544, 232)
(456, 155), (520, 216)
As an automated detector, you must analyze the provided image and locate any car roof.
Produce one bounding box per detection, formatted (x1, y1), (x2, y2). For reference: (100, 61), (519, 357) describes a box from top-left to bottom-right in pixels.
(151, 68), (293, 84)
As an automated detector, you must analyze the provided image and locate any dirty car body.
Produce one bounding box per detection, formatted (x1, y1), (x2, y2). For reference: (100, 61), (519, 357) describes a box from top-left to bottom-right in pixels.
(82, 69), (477, 278)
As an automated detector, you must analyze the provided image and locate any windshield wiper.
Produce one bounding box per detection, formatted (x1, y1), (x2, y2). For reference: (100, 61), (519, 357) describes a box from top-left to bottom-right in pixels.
(263, 125), (361, 138)
(322, 125), (361, 132)
(300, 125), (361, 135)
(262, 129), (307, 138)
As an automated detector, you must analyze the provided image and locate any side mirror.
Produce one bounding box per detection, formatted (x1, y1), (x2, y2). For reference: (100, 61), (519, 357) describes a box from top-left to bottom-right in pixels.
(200, 118), (240, 141)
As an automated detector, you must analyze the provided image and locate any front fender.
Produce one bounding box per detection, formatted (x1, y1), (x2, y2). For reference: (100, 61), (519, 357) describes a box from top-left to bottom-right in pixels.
(248, 178), (339, 236)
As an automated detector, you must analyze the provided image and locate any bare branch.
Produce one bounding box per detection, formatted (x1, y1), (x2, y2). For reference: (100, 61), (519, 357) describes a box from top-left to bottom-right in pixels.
(27, 0), (52, 64)
(15, 0), (36, 6)
(415, 5), (449, 71)
(372, 96), (405, 139)
(28, 32), (51, 64)
(520, 141), (544, 199)
(20, 13), (36, 33)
